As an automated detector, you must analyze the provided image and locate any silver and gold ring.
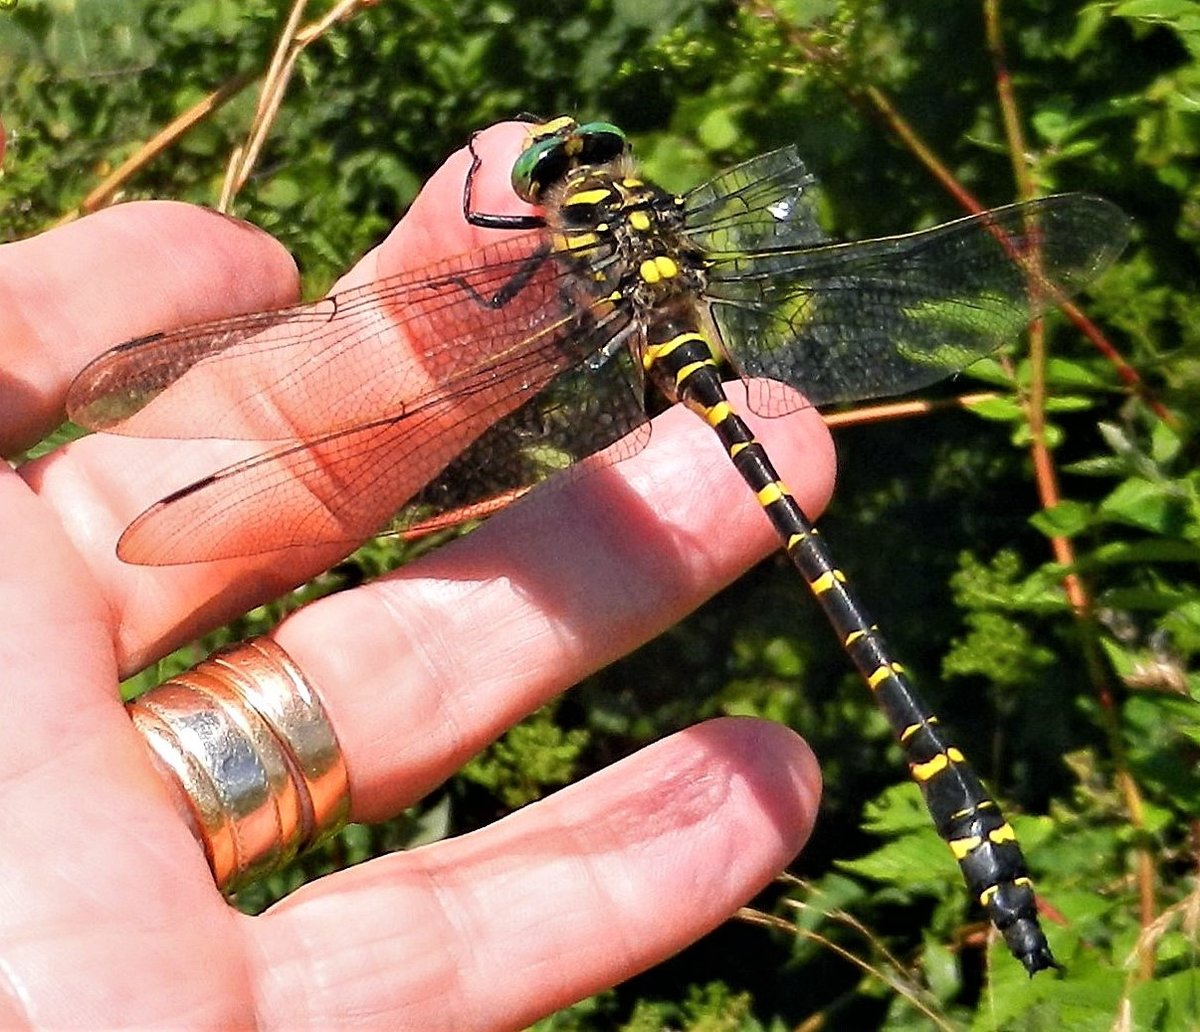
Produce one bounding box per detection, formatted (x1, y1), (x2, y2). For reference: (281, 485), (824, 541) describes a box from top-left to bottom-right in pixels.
(127, 638), (350, 891)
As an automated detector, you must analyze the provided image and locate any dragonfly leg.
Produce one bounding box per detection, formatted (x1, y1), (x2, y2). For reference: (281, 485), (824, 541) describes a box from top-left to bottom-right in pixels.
(462, 129), (548, 231)
(434, 243), (554, 310)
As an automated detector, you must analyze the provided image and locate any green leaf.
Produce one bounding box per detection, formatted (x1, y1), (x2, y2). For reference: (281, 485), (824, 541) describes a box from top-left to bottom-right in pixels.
(965, 393), (1024, 422)
(860, 782), (934, 836)
(1099, 478), (1186, 534)
(1150, 418), (1184, 465)
(1115, 0), (1200, 21)
(1030, 500), (1093, 537)
(1044, 356), (1118, 390)
(838, 828), (955, 887)
(1011, 420), (1065, 449)
(1091, 538), (1200, 564)
(257, 175), (303, 210)
(1101, 587), (1196, 612)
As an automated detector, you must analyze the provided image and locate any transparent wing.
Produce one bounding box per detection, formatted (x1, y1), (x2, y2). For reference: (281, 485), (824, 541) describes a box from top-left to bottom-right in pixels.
(696, 193), (1131, 413)
(68, 232), (580, 442)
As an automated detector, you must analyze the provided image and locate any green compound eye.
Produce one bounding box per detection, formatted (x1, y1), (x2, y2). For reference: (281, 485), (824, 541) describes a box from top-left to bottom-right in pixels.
(510, 134), (568, 202)
(511, 119), (628, 202)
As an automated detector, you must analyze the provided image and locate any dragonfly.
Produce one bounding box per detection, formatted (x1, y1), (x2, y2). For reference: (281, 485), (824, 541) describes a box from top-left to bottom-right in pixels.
(67, 116), (1130, 973)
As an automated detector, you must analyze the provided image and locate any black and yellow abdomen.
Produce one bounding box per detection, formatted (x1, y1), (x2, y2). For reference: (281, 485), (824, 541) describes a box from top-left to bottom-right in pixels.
(637, 300), (1054, 973)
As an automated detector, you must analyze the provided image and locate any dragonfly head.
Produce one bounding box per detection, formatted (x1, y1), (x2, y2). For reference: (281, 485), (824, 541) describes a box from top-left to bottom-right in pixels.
(511, 118), (628, 204)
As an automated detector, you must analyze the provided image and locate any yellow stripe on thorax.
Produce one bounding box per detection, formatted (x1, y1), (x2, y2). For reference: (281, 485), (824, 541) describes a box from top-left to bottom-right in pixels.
(553, 232), (600, 253)
(563, 187), (614, 207)
(527, 116), (575, 144)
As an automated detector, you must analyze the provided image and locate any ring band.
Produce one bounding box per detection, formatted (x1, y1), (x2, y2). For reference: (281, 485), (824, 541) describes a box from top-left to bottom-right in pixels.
(127, 638), (350, 891)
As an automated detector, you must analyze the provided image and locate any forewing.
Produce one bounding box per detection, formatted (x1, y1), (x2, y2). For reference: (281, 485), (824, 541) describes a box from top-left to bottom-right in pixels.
(68, 232), (576, 442)
(702, 194), (1131, 413)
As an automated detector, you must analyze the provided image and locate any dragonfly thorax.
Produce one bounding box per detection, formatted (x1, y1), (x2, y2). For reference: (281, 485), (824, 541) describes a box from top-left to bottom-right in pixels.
(547, 166), (708, 315)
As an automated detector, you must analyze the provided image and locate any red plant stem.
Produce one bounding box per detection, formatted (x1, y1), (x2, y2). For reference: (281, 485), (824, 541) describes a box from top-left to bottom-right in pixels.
(984, 0), (1156, 976)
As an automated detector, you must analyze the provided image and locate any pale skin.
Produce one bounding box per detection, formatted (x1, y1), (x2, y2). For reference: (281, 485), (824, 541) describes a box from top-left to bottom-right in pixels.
(0, 121), (832, 1028)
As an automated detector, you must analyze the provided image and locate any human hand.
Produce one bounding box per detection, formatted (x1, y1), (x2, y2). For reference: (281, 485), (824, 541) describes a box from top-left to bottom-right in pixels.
(0, 122), (829, 1027)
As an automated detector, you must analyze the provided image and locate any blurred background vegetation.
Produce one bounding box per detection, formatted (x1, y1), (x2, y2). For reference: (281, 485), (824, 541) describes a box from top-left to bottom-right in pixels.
(3, 0), (1199, 1027)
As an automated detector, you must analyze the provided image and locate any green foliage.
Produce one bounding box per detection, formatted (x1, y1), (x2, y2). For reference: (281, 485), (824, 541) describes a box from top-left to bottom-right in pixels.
(460, 703), (590, 809)
(6, 0), (1200, 1027)
(532, 982), (768, 1032)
